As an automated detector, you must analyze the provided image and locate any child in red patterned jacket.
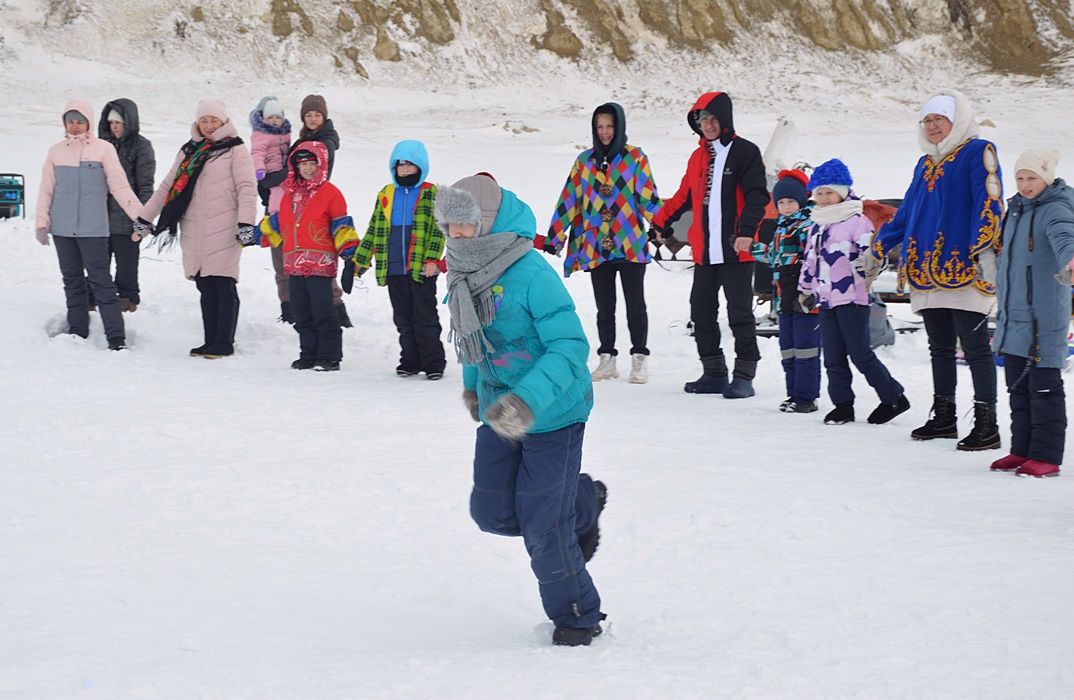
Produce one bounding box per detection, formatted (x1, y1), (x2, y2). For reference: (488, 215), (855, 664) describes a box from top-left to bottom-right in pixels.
(256, 141), (358, 370)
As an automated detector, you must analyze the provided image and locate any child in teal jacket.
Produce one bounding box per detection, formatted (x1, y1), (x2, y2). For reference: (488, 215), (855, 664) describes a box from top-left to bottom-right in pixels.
(437, 173), (607, 646)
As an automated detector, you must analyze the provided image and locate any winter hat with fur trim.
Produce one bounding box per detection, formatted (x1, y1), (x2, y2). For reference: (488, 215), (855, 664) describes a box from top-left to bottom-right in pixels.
(301, 94), (328, 121)
(195, 99), (228, 122)
(772, 169), (810, 207)
(435, 184), (486, 236)
(1014, 149), (1059, 186)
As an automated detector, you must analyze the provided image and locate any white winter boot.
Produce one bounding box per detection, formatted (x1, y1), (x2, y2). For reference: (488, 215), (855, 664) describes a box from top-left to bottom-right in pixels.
(591, 353), (619, 381)
(628, 353), (648, 384)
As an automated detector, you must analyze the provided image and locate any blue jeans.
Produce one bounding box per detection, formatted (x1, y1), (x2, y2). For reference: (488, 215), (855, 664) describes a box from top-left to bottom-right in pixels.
(779, 313), (821, 401)
(469, 423), (602, 628)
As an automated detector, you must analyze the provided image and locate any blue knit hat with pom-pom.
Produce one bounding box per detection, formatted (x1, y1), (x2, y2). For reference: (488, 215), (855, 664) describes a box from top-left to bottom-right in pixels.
(808, 159), (853, 190)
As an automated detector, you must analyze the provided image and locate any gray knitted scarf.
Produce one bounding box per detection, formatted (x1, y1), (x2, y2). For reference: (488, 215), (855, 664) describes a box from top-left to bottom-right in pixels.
(445, 233), (533, 365)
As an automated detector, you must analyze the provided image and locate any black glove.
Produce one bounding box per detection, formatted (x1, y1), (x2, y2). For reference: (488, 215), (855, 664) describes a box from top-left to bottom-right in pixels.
(341, 259), (355, 294)
(236, 223), (257, 247)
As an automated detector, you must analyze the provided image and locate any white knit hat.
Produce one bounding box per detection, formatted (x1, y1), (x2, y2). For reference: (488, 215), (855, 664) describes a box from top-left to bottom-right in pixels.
(1014, 149), (1060, 186)
(107, 109), (124, 124)
(920, 95), (957, 123)
(262, 98), (284, 119)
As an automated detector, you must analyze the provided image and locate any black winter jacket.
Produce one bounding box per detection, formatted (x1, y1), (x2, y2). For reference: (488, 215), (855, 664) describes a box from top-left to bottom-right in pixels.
(98, 99), (156, 235)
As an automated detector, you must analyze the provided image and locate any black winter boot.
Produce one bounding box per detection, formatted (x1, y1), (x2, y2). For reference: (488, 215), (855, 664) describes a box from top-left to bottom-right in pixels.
(957, 401), (1001, 451)
(553, 623), (603, 647)
(868, 394), (911, 424)
(824, 402), (855, 425)
(723, 360), (757, 399)
(579, 480), (607, 563)
(684, 354), (729, 394)
(911, 395), (958, 440)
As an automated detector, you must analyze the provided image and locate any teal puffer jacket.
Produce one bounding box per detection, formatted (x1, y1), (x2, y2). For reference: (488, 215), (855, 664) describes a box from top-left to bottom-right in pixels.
(462, 189), (593, 432)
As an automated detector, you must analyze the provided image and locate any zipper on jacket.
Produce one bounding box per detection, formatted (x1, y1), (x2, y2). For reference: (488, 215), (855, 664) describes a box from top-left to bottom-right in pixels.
(401, 187), (411, 272)
(74, 137), (82, 236)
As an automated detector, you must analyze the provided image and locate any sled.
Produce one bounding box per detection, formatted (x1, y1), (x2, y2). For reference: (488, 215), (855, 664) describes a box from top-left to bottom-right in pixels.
(0, 173), (25, 218)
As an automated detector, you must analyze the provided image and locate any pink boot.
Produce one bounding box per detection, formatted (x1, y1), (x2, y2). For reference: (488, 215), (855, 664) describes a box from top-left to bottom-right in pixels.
(1015, 460), (1061, 478)
(990, 454), (1028, 472)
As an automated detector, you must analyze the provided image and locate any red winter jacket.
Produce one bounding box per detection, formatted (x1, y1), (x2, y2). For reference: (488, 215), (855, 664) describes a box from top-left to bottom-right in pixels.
(652, 91), (769, 265)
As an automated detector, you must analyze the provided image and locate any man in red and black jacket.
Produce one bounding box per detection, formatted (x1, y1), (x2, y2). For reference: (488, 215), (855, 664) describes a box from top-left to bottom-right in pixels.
(652, 91), (769, 397)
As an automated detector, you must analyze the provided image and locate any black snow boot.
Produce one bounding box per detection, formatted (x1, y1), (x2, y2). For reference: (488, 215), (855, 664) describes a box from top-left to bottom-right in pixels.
(314, 360), (340, 372)
(335, 302), (353, 329)
(957, 401), (1001, 451)
(553, 617), (606, 647)
(291, 358), (316, 370)
(867, 394), (911, 425)
(824, 402), (855, 425)
(723, 360), (757, 399)
(579, 480), (607, 563)
(783, 400), (818, 413)
(684, 354), (729, 394)
(278, 301), (295, 324)
(910, 395), (958, 440)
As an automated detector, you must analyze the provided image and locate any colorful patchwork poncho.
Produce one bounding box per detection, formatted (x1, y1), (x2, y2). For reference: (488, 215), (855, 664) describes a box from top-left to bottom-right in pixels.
(546, 145), (661, 276)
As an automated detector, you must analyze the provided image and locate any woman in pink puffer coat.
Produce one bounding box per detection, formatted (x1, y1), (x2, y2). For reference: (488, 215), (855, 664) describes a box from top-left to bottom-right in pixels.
(137, 99), (258, 358)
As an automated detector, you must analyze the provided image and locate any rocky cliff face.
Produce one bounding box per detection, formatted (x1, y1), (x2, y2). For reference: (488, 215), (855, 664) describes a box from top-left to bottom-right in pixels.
(19, 0), (1074, 81)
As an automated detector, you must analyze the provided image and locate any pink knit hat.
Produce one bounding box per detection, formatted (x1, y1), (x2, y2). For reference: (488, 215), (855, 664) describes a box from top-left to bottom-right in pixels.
(195, 99), (228, 122)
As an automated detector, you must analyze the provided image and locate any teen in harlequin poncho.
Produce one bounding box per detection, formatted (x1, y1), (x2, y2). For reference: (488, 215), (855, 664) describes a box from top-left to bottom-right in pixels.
(799, 159), (909, 426)
(868, 90), (1004, 452)
(257, 141), (358, 371)
(751, 169), (820, 413)
(435, 174), (607, 647)
(545, 102), (661, 384)
(352, 139), (446, 379)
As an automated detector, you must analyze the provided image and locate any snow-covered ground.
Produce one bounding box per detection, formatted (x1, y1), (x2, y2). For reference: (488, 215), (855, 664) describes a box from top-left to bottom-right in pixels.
(3, 25), (1074, 699)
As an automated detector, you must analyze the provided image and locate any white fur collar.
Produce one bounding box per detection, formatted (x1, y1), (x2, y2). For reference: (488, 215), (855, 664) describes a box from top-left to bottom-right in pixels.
(917, 89), (979, 158)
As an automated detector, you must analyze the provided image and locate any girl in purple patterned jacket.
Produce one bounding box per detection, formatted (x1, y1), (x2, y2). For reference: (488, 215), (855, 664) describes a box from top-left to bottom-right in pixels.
(799, 159), (909, 426)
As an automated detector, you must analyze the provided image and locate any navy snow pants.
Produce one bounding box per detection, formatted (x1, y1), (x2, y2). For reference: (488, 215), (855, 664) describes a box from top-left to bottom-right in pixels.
(469, 423), (602, 629)
(819, 304), (903, 406)
(779, 312), (821, 402)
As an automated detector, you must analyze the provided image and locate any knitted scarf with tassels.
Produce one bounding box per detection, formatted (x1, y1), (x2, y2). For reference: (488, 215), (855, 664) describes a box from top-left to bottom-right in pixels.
(444, 233), (532, 365)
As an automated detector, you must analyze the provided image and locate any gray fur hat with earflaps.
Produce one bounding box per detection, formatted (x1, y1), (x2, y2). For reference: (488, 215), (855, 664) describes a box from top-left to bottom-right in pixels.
(434, 186), (483, 235)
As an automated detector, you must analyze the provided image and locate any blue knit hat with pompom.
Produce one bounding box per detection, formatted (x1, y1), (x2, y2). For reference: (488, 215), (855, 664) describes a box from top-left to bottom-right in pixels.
(808, 159), (853, 190)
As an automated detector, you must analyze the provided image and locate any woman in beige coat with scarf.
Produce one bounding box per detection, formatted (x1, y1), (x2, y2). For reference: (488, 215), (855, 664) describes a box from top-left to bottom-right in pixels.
(137, 99), (258, 358)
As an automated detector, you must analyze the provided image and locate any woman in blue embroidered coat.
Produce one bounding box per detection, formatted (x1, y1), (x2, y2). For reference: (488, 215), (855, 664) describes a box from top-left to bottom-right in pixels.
(869, 90), (1004, 451)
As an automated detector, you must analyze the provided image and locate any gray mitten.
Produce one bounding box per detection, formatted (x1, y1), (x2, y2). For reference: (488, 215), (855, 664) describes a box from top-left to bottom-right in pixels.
(856, 252), (885, 284)
(975, 249), (997, 288)
(485, 393), (534, 441)
(35, 228), (50, 246)
(462, 390), (480, 422)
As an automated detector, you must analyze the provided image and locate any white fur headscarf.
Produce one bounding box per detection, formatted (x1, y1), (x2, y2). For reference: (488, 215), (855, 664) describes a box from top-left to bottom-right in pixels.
(917, 89), (979, 158)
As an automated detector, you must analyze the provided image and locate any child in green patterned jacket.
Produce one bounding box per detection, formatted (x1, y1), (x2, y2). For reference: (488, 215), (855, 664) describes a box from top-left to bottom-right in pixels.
(353, 139), (446, 379)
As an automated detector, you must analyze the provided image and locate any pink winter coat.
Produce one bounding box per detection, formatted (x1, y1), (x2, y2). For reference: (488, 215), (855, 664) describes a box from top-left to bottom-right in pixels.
(36, 99), (143, 237)
(140, 119), (258, 281)
(250, 128), (290, 175)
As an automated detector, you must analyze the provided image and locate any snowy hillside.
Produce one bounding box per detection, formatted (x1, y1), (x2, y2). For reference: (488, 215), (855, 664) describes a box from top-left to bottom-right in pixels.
(3, 1), (1074, 698)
